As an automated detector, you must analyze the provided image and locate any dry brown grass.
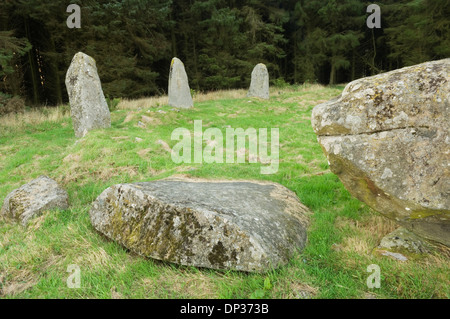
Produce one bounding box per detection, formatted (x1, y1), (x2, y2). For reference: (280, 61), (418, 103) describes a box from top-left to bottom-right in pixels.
(0, 84), (330, 129)
(141, 115), (162, 125)
(271, 265), (319, 299)
(110, 286), (123, 299)
(156, 139), (172, 153)
(0, 223), (55, 297)
(335, 213), (450, 284)
(194, 89), (247, 102)
(117, 90), (248, 110)
(73, 247), (112, 271)
(137, 148), (152, 159)
(0, 106), (70, 128)
(140, 270), (221, 299)
(63, 153), (82, 163)
(117, 95), (169, 110)
(341, 237), (373, 254)
(0, 85), (330, 129)
(335, 214), (398, 254)
(272, 279), (319, 299)
(117, 86), (329, 111)
(58, 164), (141, 185)
(280, 83), (326, 92)
(335, 214), (398, 237)
(0, 270), (38, 297)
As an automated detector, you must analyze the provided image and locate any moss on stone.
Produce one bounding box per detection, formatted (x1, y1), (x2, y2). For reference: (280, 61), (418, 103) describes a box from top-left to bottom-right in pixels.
(89, 180), (310, 272)
(409, 209), (449, 220)
(208, 241), (236, 268)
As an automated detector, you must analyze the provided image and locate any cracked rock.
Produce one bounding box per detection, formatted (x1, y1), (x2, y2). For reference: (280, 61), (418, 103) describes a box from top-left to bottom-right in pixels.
(247, 63), (270, 100)
(311, 59), (450, 246)
(168, 57), (194, 109)
(65, 52), (111, 138)
(89, 178), (311, 272)
(1, 176), (69, 225)
(378, 227), (432, 255)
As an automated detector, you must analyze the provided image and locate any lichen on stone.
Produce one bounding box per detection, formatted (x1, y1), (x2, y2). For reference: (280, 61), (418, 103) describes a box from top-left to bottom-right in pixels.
(312, 58), (450, 247)
(89, 178), (311, 272)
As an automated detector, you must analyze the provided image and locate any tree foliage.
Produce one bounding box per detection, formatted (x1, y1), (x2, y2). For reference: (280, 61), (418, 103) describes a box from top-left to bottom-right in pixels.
(0, 0), (448, 105)
(0, 31), (31, 95)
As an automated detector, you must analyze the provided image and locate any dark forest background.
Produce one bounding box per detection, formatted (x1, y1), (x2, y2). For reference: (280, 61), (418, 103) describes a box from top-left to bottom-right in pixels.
(0, 0), (449, 109)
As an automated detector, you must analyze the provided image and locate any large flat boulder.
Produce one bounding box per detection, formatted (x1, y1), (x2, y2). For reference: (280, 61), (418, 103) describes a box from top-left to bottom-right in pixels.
(312, 59), (450, 246)
(89, 178), (311, 272)
(65, 52), (111, 138)
(0, 176), (69, 225)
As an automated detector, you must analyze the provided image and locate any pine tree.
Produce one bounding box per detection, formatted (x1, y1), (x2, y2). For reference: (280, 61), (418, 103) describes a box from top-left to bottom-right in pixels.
(1, 0), (449, 106)
(0, 31), (32, 96)
(385, 0), (450, 66)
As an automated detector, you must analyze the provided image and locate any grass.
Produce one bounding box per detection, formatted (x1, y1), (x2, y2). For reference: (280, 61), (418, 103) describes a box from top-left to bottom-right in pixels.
(0, 84), (448, 299)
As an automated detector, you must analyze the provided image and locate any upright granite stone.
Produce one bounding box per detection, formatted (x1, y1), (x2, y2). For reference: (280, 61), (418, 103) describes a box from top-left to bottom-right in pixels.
(89, 178), (311, 272)
(247, 63), (269, 100)
(0, 176), (69, 226)
(168, 58), (194, 109)
(65, 52), (111, 138)
(311, 59), (450, 246)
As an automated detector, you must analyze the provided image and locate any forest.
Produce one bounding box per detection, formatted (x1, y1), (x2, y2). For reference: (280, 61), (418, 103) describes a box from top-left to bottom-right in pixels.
(0, 0), (449, 109)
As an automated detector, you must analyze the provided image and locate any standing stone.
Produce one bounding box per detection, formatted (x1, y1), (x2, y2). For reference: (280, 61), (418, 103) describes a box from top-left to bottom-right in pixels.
(65, 52), (111, 138)
(89, 178), (311, 272)
(247, 63), (270, 100)
(311, 59), (450, 246)
(168, 57), (194, 109)
(0, 176), (69, 226)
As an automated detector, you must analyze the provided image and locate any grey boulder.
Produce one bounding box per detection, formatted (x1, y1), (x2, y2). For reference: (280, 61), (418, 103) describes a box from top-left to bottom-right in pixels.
(378, 228), (432, 255)
(89, 178), (311, 272)
(247, 63), (269, 100)
(65, 52), (111, 138)
(0, 176), (69, 225)
(311, 59), (450, 246)
(168, 57), (194, 109)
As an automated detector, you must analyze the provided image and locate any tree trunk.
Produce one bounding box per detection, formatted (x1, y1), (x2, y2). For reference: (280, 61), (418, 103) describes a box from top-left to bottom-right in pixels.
(50, 38), (63, 105)
(171, 21), (177, 57)
(293, 35), (298, 83)
(329, 62), (336, 85)
(351, 49), (356, 81)
(192, 34), (200, 91)
(24, 17), (39, 105)
(371, 29), (377, 75)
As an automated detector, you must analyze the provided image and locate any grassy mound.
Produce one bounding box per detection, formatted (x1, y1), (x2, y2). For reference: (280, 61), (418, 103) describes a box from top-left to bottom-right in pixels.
(0, 85), (448, 299)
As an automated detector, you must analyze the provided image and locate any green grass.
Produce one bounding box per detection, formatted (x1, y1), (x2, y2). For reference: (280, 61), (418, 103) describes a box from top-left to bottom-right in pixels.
(0, 84), (448, 299)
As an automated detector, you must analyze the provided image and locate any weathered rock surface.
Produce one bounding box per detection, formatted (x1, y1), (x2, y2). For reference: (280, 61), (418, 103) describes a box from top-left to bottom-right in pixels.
(373, 227), (432, 262)
(89, 178), (311, 272)
(247, 63), (270, 100)
(65, 52), (111, 138)
(168, 58), (194, 109)
(311, 59), (450, 246)
(378, 227), (432, 255)
(0, 176), (69, 225)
